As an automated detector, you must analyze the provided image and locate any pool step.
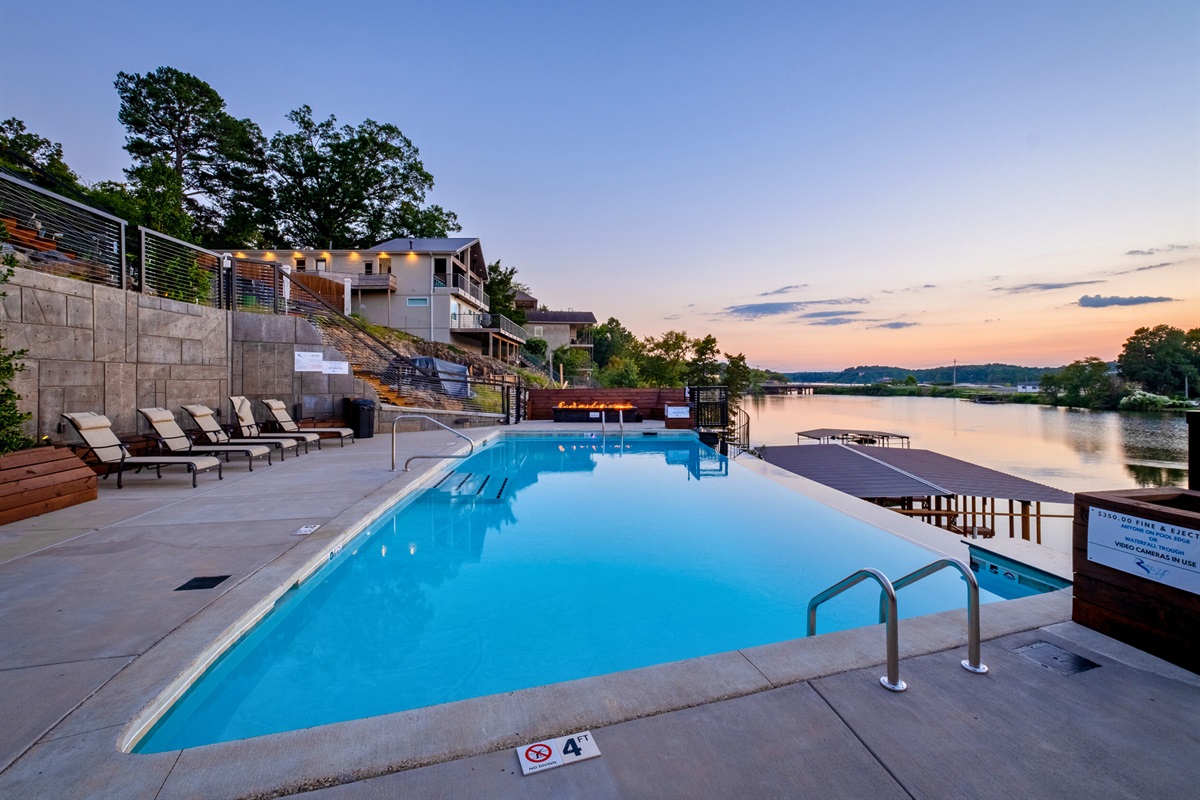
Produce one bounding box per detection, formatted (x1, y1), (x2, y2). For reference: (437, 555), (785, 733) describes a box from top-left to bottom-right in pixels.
(430, 471), (507, 503)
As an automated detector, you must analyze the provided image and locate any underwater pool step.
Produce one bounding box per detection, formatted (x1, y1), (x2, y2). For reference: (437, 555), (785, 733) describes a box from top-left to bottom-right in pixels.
(430, 471), (508, 502)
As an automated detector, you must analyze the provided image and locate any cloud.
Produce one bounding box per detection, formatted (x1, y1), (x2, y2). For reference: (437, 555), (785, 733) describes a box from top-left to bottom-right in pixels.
(800, 310), (863, 319)
(902, 284), (936, 291)
(870, 321), (920, 329)
(808, 317), (857, 326)
(722, 297), (868, 319)
(996, 280), (1104, 294)
(662, 314), (681, 320)
(1078, 294), (1175, 308)
(1137, 262), (1172, 271)
(1125, 244), (1189, 256)
(758, 284), (807, 297)
(724, 301), (806, 319)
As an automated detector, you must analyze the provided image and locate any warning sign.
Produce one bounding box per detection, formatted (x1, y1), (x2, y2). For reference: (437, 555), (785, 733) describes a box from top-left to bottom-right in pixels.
(516, 731), (601, 775)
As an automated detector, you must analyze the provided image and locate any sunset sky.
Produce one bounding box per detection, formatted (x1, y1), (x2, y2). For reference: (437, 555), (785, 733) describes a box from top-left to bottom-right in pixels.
(3, 1), (1196, 371)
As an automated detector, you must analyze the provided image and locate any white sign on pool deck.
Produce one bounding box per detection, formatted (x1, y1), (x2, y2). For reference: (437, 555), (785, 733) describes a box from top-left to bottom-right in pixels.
(516, 731), (601, 775)
(1087, 507), (1200, 595)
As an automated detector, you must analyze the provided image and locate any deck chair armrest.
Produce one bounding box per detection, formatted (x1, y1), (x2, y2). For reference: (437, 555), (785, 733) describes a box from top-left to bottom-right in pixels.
(66, 442), (100, 464)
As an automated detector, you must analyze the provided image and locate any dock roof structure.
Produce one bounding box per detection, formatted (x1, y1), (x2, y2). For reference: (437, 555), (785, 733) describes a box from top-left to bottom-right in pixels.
(760, 444), (1073, 504)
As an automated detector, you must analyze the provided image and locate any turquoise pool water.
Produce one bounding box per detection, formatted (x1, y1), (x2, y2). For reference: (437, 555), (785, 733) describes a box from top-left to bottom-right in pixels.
(138, 435), (1006, 752)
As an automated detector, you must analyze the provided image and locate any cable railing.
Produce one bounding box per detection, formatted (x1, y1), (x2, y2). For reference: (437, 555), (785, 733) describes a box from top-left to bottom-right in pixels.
(139, 228), (221, 306)
(0, 171), (126, 288)
(1, 171), (522, 422)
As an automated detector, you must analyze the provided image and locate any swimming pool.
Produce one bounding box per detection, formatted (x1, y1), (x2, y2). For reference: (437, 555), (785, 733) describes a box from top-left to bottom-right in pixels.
(137, 434), (1006, 752)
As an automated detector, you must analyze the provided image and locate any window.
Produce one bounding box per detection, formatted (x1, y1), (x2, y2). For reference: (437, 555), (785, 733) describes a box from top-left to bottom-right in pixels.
(433, 257), (447, 274)
(407, 297), (429, 307)
(294, 258), (306, 271)
(533, 326), (543, 337)
(364, 261), (373, 275)
(315, 259), (327, 272)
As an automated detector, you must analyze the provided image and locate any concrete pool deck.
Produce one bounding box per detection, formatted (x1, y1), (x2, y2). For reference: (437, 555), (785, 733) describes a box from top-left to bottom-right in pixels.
(0, 421), (1197, 799)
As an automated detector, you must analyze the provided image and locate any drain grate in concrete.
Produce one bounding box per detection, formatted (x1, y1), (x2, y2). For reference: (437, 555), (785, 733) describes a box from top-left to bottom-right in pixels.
(175, 575), (231, 591)
(1013, 641), (1101, 675)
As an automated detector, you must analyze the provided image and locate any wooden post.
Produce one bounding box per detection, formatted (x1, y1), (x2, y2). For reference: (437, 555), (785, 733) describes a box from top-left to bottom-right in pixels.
(1008, 498), (1014, 538)
(1020, 501), (1031, 541)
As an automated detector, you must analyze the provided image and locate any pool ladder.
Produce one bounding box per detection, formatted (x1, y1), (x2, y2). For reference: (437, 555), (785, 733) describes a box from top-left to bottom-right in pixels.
(807, 557), (987, 692)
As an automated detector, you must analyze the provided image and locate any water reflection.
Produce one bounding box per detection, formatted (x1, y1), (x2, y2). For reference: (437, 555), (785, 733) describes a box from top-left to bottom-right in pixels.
(744, 395), (1187, 495)
(1118, 412), (1188, 463)
(1125, 464), (1189, 487)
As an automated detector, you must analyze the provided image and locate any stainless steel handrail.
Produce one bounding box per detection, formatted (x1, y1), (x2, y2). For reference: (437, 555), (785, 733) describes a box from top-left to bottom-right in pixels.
(807, 568), (906, 692)
(390, 415), (475, 472)
(888, 557), (988, 674)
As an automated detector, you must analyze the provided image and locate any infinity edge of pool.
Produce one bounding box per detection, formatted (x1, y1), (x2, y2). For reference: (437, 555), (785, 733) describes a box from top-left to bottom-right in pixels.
(121, 429), (1068, 762)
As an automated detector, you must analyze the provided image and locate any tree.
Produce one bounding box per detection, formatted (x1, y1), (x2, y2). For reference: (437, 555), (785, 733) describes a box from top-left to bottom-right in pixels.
(723, 353), (753, 399)
(1041, 357), (1122, 409)
(640, 330), (692, 387)
(524, 338), (547, 358)
(90, 157), (194, 240)
(550, 345), (593, 384)
(1117, 325), (1199, 396)
(0, 245), (34, 454)
(114, 67), (272, 246)
(0, 118), (82, 192)
(269, 106), (459, 248)
(484, 260), (526, 326)
(592, 317), (637, 370)
(684, 334), (721, 386)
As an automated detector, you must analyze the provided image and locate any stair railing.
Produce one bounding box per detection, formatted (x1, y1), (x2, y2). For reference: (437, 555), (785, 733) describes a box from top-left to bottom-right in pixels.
(807, 556), (989, 692)
(888, 558), (988, 674)
(391, 414), (475, 472)
(807, 568), (905, 692)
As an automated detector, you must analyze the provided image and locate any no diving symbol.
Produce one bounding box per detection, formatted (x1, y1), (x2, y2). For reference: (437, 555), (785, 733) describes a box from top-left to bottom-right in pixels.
(525, 743), (553, 763)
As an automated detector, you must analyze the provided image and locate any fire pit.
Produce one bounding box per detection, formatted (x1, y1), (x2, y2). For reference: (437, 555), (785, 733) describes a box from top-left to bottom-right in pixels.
(552, 402), (642, 423)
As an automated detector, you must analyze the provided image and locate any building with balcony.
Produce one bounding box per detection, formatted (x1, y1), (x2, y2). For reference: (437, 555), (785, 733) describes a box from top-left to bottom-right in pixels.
(525, 310), (597, 353)
(235, 238), (529, 361)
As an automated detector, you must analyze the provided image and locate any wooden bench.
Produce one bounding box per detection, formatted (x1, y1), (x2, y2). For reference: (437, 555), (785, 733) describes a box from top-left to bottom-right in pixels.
(0, 447), (97, 525)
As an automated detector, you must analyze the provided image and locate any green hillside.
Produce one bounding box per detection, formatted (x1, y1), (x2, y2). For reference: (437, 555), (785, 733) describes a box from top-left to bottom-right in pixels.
(784, 363), (1060, 385)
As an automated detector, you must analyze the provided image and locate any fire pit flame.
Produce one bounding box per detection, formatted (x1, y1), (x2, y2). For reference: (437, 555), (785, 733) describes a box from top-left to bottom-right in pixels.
(555, 401), (636, 410)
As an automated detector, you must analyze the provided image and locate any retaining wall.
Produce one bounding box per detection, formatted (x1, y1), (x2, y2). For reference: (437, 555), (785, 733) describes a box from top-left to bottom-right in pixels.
(1, 267), (372, 439)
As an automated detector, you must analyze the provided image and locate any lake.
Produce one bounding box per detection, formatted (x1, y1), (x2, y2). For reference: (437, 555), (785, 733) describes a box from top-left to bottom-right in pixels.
(741, 394), (1189, 553)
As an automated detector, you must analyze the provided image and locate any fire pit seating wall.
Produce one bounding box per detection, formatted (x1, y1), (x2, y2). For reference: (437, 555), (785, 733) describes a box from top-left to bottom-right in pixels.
(528, 389), (692, 428)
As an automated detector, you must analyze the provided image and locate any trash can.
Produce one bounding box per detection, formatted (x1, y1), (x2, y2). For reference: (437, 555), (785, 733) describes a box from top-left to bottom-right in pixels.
(343, 398), (376, 439)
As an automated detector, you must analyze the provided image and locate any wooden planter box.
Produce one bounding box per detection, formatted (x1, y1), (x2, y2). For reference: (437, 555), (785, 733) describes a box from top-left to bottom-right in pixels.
(0, 446), (98, 525)
(1073, 488), (1200, 673)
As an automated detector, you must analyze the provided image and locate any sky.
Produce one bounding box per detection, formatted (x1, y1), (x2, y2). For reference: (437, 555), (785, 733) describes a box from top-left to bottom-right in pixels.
(2, 1), (1197, 371)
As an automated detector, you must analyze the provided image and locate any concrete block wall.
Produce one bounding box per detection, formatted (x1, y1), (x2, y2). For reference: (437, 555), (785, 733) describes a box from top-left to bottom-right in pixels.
(1, 267), (372, 439)
(230, 312), (374, 422)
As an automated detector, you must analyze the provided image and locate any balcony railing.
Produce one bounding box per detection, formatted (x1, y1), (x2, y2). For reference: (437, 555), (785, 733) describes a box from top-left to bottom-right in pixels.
(434, 272), (488, 308)
(450, 311), (530, 343)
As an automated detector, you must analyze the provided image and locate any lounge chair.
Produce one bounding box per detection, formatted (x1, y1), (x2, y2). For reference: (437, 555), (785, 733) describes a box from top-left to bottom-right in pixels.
(261, 399), (354, 446)
(181, 404), (299, 459)
(61, 412), (222, 488)
(229, 396), (321, 452)
(138, 407), (274, 470)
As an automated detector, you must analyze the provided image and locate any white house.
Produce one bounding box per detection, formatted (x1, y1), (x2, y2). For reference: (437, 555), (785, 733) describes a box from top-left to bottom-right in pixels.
(235, 238), (529, 361)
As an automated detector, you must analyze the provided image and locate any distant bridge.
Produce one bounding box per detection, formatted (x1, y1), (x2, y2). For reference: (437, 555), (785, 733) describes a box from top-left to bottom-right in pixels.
(760, 382), (821, 395)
